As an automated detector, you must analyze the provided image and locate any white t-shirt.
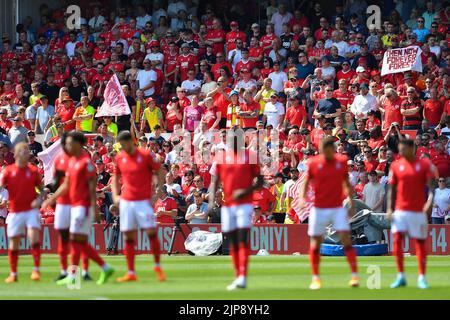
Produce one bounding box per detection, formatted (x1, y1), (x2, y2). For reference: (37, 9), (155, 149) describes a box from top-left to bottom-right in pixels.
(181, 79), (202, 94)
(432, 188), (450, 218)
(332, 41), (350, 56)
(362, 182), (385, 212)
(0, 187), (8, 218)
(145, 52), (164, 69)
(227, 49), (242, 71)
(136, 69), (158, 96)
(263, 101), (285, 128)
(321, 66), (336, 80)
(234, 79), (257, 92)
(268, 71), (288, 92)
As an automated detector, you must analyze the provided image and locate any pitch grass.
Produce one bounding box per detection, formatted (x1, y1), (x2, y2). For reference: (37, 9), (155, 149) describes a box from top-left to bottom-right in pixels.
(0, 254), (450, 300)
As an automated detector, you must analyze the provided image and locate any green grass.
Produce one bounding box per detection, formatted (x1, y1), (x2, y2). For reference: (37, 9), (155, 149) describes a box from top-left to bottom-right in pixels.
(1, 254), (450, 300)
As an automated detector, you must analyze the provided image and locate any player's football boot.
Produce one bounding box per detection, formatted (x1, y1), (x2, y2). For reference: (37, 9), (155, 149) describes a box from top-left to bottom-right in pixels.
(390, 276), (407, 288)
(97, 267), (115, 285)
(116, 273), (138, 283)
(30, 270), (41, 281)
(349, 276), (360, 288)
(4, 275), (17, 283)
(54, 273), (68, 282)
(226, 278), (246, 291)
(154, 266), (166, 282)
(309, 278), (322, 290)
(417, 277), (429, 289)
(56, 276), (76, 286)
(83, 273), (93, 281)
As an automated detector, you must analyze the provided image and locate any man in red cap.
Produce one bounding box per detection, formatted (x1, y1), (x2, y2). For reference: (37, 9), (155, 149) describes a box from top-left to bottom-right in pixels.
(226, 21), (247, 54)
(145, 40), (164, 70)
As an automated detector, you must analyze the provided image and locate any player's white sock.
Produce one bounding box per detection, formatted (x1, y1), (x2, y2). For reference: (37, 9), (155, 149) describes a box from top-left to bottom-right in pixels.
(397, 272), (405, 279)
(61, 270), (68, 276)
(33, 267), (40, 272)
(128, 270), (135, 275)
(312, 275), (320, 281)
(351, 272), (358, 278)
(418, 274), (425, 281)
(10, 272), (17, 277)
(82, 270), (88, 277)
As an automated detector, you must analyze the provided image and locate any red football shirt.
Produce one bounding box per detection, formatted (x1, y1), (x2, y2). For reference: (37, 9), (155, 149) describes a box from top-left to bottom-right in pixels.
(54, 153), (71, 205)
(306, 154), (349, 208)
(285, 106), (307, 127)
(154, 196), (178, 223)
(240, 101), (260, 128)
(252, 187), (276, 213)
(216, 151), (260, 206)
(423, 99), (443, 126)
(382, 96), (403, 130)
(388, 157), (434, 212)
(1, 163), (41, 212)
(176, 54), (198, 81)
(115, 148), (161, 201)
(67, 155), (96, 207)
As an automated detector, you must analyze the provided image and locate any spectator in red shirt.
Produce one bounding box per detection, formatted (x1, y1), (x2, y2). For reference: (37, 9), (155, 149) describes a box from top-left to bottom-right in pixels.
(154, 185), (178, 224)
(56, 96), (76, 132)
(237, 90), (260, 130)
(253, 184), (277, 216)
(423, 88), (443, 128)
(363, 146), (379, 173)
(283, 95), (307, 128)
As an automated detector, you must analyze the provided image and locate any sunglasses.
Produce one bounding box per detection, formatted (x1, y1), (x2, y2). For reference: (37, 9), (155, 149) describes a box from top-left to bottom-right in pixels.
(407, 91), (415, 94)
(439, 180), (445, 182)
(326, 89), (333, 92)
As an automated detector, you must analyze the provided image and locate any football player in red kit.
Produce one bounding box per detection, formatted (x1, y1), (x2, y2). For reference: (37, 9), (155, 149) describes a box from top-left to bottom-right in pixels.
(387, 139), (436, 289)
(51, 133), (92, 281)
(2, 143), (45, 283)
(300, 137), (359, 290)
(112, 131), (166, 282)
(43, 131), (114, 285)
(208, 128), (263, 290)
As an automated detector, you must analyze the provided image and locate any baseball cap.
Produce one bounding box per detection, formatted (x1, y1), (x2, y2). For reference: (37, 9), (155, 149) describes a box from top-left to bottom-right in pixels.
(40, 95), (48, 101)
(62, 96), (73, 103)
(369, 170), (377, 176)
(27, 130), (35, 136)
(356, 66), (365, 73)
(256, 120), (264, 126)
(149, 40), (159, 47)
(251, 23), (260, 28)
(181, 43), (190, 48)
(229, 90), (239, 98)
(184, 170), (194, 177)
(145, 97), (155, 104)
(230, 21), (238, 27)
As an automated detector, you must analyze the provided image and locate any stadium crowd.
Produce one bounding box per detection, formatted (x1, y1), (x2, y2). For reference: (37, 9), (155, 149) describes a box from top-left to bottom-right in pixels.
(0, 0), (449, 227)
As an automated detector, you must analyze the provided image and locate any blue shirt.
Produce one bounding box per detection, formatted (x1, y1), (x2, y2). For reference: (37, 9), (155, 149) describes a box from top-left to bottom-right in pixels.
(413, 28), (429, 43)
(36, 105), (55, 134)
(295, 62), (315, 80)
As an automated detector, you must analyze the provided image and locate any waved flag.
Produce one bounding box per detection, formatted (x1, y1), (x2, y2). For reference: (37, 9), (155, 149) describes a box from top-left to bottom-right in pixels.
(38, 139), (63, 186)
(95, 74), (131, 117)
(287, 171), (314, 223)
